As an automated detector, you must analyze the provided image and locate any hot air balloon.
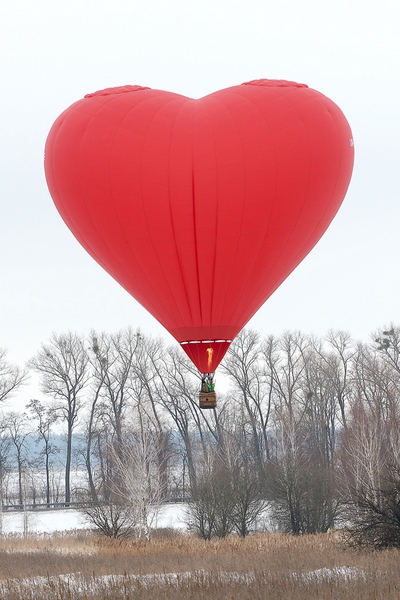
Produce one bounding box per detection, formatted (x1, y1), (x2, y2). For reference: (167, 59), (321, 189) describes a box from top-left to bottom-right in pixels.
(44, 80), (354, 408)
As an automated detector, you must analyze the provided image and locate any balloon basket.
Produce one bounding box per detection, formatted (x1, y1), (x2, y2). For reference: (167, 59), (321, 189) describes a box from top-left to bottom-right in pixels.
(199, 391), (217, 409)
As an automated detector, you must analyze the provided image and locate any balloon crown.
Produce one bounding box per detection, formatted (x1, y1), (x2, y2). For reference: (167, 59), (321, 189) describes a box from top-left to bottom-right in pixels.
(84, 80), (308, 99)
(242, 79), (308, 88)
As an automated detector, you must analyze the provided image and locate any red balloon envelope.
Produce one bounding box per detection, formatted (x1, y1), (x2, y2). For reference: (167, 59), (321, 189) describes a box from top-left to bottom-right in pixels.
(44, 80), (354, 373)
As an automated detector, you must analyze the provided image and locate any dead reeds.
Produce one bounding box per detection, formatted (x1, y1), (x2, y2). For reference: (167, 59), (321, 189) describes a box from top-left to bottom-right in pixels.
(0, 530), (399, 599)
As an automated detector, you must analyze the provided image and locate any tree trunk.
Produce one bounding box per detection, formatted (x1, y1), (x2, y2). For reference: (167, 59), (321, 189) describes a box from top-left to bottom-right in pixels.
(65, 423), (72, 505)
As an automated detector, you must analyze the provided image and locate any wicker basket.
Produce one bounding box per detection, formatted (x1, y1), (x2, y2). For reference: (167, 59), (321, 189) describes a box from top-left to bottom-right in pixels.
(199, 391), (217, 409)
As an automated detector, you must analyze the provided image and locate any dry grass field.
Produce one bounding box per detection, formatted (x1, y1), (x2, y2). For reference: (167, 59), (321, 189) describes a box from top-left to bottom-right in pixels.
(0, 529), (400, 599)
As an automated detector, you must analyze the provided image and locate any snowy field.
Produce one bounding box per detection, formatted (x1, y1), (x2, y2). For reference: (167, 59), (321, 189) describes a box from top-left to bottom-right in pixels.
(0, 503), (188, 535)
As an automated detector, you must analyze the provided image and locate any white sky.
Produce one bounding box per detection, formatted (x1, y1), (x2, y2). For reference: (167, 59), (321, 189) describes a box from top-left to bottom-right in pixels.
(1, 0), (400, 402)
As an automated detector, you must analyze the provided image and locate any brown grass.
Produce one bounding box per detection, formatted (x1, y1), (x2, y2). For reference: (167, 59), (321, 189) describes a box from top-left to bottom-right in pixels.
(0, 529), (399, 598)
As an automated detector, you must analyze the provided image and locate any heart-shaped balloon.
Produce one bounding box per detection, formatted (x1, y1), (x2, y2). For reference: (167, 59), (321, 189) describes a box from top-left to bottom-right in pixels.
(44, 80), (354, 373)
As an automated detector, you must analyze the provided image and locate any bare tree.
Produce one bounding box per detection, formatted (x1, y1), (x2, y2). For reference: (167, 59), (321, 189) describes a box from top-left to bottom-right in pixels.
(81, 494), (139, 539)
(115, 412), (167, 540)
(264, 332), (340, 533)
(144, 345), (201, 488)
(0, 348), (28, 403)
(339, 331), (400, 541)
(229, 430), (269, 537)
(133, 335), (179, 497)
(340, 401), (385, 508)
(4, 411), (30, 506)
(28, 332), (90, 505)
(342, 462), (400, 549)
(188, 456), (232, 540)
(222, 329), (272, 466)
(268, 404), (310, 534)
(188, 433), (267, 539)
(323, 330), (355, 430)
(0, 419), (12, 530)
(300, 338), (346, 527)
(89, 328), (141, 460)
(83, 411), (167, 540)
(84, 333), (110, 502)
(26, 399), (59, 507)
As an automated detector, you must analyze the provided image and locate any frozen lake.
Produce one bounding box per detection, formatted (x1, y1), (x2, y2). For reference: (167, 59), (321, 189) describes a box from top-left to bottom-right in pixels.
(0, 503), (188, 535)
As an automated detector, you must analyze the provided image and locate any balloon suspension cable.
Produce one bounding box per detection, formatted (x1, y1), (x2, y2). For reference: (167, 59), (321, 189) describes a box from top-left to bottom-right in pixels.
(200, 372), (216, 393)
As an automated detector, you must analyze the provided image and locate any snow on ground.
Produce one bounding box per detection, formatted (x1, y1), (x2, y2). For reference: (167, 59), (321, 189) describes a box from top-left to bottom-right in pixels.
(0, 503), (188, 535)
(0, 570), (258, 598)
(296, 566), (366, 583)
(0, 567), (368, 597)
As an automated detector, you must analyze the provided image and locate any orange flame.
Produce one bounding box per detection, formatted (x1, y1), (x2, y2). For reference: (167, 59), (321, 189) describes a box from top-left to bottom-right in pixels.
(206, 347), (214, 371)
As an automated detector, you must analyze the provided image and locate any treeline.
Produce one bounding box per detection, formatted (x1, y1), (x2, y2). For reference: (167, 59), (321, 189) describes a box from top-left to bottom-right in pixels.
(1, 325), (400, 546)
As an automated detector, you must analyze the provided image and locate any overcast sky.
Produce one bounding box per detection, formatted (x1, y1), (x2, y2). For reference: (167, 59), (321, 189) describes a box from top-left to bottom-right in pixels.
(1, 1), (400, 396)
